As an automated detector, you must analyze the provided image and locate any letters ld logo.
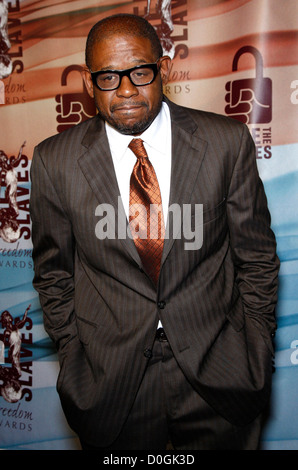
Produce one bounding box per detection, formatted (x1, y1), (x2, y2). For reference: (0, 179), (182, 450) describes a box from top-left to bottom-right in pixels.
(225, 46), (272, 124)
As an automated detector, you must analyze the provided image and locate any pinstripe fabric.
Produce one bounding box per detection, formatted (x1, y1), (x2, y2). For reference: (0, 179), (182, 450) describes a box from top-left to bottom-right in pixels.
(30, 97), (279, 448)
(81, 338), (262, 450)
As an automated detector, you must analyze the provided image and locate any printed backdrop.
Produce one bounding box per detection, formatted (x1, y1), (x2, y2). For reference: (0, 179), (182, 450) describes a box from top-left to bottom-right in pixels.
(0, 0), (297, 450)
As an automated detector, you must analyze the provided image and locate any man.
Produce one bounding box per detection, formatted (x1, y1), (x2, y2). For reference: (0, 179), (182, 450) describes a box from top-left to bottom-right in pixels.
(30, 14), (279, 450)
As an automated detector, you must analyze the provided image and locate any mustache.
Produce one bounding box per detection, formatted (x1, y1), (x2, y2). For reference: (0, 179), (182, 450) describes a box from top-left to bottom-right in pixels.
(110, 101), (148, 112)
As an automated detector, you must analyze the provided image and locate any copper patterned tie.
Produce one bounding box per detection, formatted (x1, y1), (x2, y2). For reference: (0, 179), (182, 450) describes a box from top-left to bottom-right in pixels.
(129, 138), (165, 285)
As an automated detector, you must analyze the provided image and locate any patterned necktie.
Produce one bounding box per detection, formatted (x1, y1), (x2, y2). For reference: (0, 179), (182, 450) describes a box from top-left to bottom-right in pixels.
(129, 138), (165, 285)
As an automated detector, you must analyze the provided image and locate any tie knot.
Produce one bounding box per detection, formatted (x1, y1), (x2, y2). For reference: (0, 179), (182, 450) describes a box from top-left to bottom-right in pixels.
(128, 138), (148, 160)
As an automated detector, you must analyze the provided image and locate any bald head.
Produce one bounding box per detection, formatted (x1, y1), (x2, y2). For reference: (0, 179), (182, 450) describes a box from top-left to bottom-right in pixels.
(85, 14), (163, 70)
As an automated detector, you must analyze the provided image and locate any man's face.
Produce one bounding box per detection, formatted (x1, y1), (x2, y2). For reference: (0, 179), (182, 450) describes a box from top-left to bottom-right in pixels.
(82, 34), (171, 135)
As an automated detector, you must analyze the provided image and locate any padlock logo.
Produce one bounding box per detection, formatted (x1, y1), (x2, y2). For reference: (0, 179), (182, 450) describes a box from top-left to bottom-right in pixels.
(225, 46), (272, 124)
(55, 65), (96, 133)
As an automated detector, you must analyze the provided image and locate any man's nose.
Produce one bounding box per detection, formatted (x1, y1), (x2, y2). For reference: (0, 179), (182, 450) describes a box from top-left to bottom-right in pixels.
(116, 75), (139, 98)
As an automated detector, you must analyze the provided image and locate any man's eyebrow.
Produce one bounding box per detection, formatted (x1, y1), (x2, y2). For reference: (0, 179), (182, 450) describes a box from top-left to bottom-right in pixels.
(97, 59), (149, 72)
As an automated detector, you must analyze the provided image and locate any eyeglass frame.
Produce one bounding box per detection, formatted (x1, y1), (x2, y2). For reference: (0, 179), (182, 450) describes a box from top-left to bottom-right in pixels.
(89, 59), (162, 91)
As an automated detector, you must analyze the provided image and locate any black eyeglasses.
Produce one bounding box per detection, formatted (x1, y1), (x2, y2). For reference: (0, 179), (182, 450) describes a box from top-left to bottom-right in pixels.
(90, 61), (160, 91)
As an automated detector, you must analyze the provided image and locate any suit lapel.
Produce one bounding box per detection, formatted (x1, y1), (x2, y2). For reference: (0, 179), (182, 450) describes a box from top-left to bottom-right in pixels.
(161, 100), (208, 263)
(78, 116), (141, 265)
(77, 102), (208, 277)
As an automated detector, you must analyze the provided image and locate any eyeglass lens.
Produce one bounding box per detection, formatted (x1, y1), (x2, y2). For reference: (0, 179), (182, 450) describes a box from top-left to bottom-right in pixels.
(96, 66), (155, 90)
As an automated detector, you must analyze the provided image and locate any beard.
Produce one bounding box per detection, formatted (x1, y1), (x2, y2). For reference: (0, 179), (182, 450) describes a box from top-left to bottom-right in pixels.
(95, 96), (163, 136)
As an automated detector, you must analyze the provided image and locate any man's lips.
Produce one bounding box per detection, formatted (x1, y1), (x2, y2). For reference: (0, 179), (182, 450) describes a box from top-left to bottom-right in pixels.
(111, 102), (148, 113)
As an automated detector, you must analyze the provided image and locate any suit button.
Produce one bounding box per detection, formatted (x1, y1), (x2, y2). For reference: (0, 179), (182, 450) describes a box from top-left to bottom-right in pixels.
(143, 348), (152, 358)
(158, 300), (166, 309)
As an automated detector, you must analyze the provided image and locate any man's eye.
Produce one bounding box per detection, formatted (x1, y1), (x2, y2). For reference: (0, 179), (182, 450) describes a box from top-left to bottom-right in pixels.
(101, 74), (118, 82)
(134, 70), (149, 78)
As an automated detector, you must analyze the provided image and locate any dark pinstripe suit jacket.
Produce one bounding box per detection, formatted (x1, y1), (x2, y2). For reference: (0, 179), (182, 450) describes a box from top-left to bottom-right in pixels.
(30, 97), (279, 446)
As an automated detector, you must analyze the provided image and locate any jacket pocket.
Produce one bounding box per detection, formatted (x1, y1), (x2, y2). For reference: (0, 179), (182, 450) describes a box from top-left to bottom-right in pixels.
(76, 315), (98, 345)
(202, 197), (226, 224)
(226, 297), (245, 332)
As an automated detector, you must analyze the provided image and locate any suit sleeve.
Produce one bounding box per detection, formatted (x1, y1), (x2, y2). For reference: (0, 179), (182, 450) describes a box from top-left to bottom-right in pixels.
(226, 124), (279, 346)
(30, 145), (78, 363)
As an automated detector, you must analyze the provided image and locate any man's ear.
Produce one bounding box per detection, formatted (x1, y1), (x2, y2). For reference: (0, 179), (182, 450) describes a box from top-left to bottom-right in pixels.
(159, 56), (171, 85)
(81, 67), (95, 98)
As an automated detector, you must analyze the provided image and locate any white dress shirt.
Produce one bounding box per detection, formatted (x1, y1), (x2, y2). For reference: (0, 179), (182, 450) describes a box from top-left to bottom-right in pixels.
(106, 102), (171, 327)
(105, 101), (172, 225)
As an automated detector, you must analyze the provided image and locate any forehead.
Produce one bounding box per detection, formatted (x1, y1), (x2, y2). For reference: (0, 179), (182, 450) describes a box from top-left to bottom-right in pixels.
(90, 34), (155, 71)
